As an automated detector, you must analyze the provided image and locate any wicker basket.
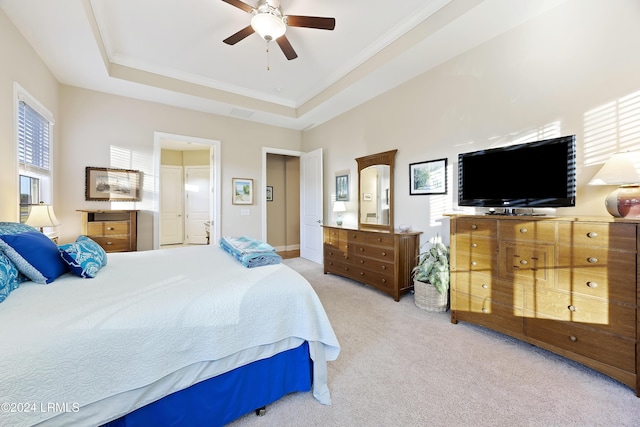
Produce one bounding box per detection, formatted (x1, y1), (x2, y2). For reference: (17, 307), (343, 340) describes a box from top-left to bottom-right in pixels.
(414, 279), (448, 312)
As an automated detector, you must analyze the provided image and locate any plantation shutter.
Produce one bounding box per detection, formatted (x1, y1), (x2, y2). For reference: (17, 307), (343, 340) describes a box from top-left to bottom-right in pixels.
(18, 100), (51, 173)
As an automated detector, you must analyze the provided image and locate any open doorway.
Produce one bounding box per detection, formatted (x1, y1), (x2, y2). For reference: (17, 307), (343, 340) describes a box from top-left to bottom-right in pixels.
(153, 132), (221, 250)
(265, 153), (300, 257)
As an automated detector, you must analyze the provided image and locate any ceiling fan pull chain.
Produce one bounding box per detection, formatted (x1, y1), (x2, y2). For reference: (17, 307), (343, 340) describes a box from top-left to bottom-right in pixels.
(266, 40), (271, 71)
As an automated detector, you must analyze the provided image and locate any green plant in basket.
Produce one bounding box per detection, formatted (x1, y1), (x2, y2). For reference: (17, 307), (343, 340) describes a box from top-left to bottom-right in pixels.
(412, 234), (450, 295)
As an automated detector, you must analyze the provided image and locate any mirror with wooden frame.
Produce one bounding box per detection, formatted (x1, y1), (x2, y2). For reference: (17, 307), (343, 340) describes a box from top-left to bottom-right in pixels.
(355, 149), (397, 232)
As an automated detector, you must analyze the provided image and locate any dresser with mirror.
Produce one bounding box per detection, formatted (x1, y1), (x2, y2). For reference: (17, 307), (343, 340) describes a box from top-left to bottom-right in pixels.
(323, 150), (421, 301)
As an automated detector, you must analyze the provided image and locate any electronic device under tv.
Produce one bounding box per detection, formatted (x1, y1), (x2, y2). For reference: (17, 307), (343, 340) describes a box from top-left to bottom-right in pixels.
(457, 134), (576, 213)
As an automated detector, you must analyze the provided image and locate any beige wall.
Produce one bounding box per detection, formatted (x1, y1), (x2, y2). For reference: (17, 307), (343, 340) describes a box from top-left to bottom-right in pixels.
(0, 9), (59, 220)
(304, 0), (640, 244)
(161, 149), (210, 166)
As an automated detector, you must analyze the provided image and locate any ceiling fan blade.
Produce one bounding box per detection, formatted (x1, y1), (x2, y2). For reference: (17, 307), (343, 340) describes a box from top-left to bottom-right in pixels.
(276, 36), (298, 60)
(285, 15), (336, 31)
(223, 25), (255, 45)
(220, 0), (254, 14)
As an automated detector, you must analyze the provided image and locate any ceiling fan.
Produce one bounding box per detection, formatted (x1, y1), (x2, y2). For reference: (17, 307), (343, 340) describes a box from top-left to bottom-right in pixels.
(221, 0), (336, 60)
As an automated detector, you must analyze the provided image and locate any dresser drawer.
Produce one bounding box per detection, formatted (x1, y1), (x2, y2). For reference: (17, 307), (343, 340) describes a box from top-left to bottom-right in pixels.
(455, 218), (497, 237)
(498, 220), (556, 243)
(352, 243), (394, 261)
(352, 255), (394, 276)
(323, 227), (347, 249)
(365, 233), (394, 248)
(558, 222), (636, 251)
(556, 268), (636, 304)
(453, 292), (523, 335)
(525, 319), (636, 373)
(498, 242), (554, 286)
(87, 221), (130, 236)
(524, 288), (636, 339)
(455, 233), (497, 257)
(88, 236), (131, 252)
(453, 272), (523, 307)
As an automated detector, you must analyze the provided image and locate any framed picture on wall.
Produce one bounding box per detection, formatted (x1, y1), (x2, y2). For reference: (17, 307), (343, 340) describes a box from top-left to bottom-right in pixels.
(85, 167), (142, 201)
(266, 186), (273, 202)
(232, 178), (253, 205)
(409, 158), (447, 195)
(335, 173), (349, 201)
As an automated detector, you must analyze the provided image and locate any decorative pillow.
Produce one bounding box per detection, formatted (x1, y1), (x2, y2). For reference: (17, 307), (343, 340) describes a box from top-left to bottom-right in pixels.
(58, 236), (108, 278)
(0, 232), (69, 284)
(0, 252), (21, 303)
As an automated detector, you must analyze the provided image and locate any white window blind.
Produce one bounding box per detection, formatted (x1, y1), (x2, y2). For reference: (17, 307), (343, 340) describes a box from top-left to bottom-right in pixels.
(18, 100), (51, 173)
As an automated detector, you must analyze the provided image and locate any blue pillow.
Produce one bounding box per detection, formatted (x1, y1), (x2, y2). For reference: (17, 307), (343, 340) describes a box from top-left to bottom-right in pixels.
(0, 252), (21, 303)
(0, 222), (39, 236)
(0, 232), (69, 284)
(58, 236), (108, 278)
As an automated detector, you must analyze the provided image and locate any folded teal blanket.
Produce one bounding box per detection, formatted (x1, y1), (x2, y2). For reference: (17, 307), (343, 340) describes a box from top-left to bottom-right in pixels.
(219, 236), (282, 268)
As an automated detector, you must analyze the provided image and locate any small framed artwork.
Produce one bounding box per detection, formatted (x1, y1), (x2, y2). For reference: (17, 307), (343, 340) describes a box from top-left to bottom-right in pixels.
(409, 158), (448, 195)
(363, 193), (372, 201)
(266, 186), (273, 202)
(232, 178), (253, 204)
(85, 167), (142, 201)
(335, 173), (349, 201)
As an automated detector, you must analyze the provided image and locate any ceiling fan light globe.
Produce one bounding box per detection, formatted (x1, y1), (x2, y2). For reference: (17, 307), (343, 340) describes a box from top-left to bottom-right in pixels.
(251, 13), (286, 41)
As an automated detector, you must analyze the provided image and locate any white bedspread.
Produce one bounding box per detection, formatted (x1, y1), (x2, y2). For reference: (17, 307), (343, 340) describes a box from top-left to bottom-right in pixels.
(0, 245), (340, 427)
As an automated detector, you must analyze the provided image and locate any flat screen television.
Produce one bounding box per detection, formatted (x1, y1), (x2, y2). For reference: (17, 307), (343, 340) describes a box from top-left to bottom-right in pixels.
(458, 135), (576, 210)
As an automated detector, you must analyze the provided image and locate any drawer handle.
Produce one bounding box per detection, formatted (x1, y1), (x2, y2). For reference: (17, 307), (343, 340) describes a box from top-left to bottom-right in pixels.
(381, 252), (387, 256)
(587, 257), (598, 264)
(568, 305), (577, 312)
(377, 238), (382, 242)
(471, 224), (478, 230)
(344, 267), (349, 271)
(586, 232), (598, 238)
(329, 251), (334, 255)
(107, 227), (114, 231)
(381, 278), (387, 283)
(471, 261), (477, 266)
(471, 243), (477, 248)
(519, 228), (528, 233)
(381, 265), (386, 270)
(481, 284), (488, 289)
(481, 308), (488, 313)
(586, 281), (598, 288)
(360, 247), (364, 252)
(520, 259), (528, 265)
(106, 242), (113, 245)
(359, 260), (364, 264)
(569, 336), (578, 342)
(360, 272), (364, 276)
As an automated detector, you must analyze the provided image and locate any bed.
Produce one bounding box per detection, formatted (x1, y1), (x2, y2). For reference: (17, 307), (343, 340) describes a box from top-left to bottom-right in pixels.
(0, 224), (340, 427)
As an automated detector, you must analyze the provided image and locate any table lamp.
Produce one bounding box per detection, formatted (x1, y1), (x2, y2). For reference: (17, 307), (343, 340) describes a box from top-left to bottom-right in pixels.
(589, 152), (640, 218)
(26, 202), (60, 232)
(333, 201), (346, 226)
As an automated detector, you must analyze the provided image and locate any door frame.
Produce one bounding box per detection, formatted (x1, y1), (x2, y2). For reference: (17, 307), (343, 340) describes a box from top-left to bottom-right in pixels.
(153, 132), (221, 250)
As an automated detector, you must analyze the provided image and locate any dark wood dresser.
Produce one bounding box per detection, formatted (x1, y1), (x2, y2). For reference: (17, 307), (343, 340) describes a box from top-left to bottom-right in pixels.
(323, 225), (421, 301)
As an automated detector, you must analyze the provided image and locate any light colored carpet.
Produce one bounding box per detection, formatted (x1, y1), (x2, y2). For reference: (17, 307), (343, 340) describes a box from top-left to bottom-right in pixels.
(229, 257), (640, 427)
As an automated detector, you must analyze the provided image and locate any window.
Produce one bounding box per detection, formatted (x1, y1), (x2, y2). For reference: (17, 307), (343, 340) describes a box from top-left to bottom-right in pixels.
(15, 84), (54, 222)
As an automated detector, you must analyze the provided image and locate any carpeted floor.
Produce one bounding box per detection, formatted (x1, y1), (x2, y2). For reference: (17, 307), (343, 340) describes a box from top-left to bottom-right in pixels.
(229, 257), (640, 427)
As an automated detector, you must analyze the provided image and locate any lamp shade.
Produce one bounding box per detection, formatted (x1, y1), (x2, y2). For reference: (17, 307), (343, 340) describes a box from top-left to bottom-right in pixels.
(251, 13), (286, 41)
(26, 202), (60, 230)
(589, 152), (640, 185)
(333, 201), (346, 213)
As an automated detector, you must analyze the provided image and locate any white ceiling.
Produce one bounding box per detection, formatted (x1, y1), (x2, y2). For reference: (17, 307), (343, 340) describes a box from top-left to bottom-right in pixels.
(1, 0), (568, 131)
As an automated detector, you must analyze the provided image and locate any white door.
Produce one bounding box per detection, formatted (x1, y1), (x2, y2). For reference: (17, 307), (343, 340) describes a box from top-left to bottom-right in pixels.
(300, 148), (323, 264)
(185, 166), (210, 244)
(160, 166), (184, 245)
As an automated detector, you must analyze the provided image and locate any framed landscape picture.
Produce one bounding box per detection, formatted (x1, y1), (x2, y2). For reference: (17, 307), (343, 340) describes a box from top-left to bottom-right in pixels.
(232, 178), (253, 205)
(85, 167), (142, 201)
(409, 158), (447, 195)
(335, 173), (349, 201)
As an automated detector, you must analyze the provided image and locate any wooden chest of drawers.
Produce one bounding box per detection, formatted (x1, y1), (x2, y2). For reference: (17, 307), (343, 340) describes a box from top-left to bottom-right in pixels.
(323, 225), (421, 301)
(78, 210), (138, 252)
(449, 215), (640, 395)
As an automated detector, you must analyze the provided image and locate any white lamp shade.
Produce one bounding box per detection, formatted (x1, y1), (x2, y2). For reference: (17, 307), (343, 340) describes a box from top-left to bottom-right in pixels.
(251, 13), (286, 41)
(26, 203), (60, 229)
(589, 152), (640, 185)
(333, 201), (346, 213)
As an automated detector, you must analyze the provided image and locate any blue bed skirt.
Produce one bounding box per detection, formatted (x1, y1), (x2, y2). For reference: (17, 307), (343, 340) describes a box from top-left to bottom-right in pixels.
(103, 342), (312, 427)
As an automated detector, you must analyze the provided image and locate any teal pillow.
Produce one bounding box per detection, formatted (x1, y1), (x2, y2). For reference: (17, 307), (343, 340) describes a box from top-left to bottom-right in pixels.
(0, 232), (69, 284)
(0, 252), (21, 303)
(58, 236), (108, 278)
